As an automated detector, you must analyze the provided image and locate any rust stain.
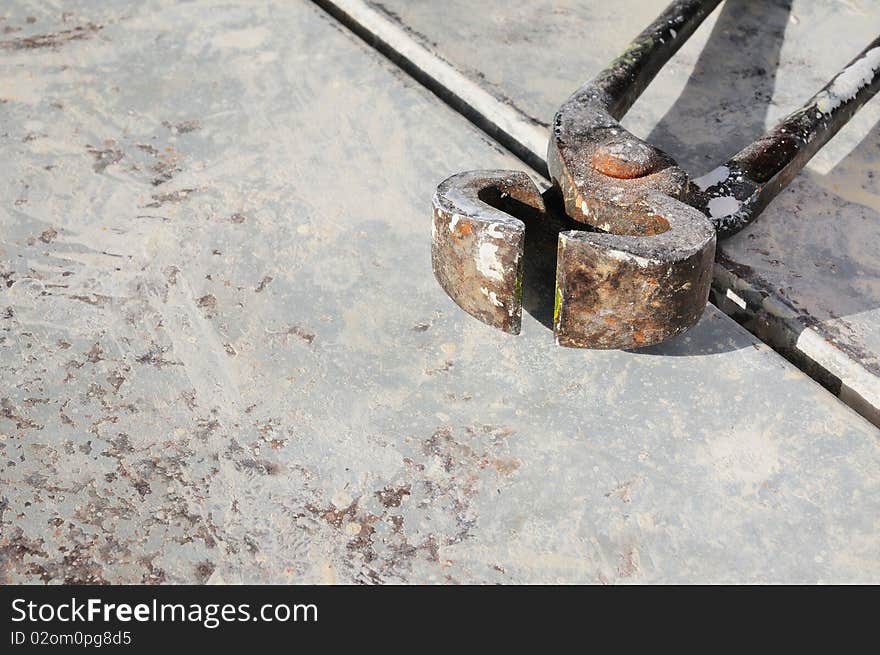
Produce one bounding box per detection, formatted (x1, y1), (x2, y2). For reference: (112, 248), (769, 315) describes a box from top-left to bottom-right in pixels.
(0, 23), (103, 51)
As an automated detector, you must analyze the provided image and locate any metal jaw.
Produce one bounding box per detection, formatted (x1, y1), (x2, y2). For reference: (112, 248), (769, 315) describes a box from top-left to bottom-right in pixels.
(554, 193), (715, 349)
(432, 170), (538, 335)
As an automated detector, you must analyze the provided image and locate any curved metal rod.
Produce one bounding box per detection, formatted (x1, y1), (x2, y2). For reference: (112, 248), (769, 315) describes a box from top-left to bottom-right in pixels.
(591, 0), (723, 121)
(548, 0), (719, 230)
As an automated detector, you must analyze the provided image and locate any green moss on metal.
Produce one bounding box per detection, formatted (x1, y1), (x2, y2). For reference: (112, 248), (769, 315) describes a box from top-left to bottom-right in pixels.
(553, 284), (562, 325)
(610, 35), (653, 69)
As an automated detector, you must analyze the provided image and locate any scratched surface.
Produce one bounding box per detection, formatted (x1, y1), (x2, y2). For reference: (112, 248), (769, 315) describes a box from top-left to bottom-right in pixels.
(1, 0), (880, 584)
(372, 0), (880, 415)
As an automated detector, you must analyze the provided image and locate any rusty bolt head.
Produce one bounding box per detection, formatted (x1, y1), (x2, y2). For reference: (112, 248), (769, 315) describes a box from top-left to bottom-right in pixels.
(591, 137), (664, 179)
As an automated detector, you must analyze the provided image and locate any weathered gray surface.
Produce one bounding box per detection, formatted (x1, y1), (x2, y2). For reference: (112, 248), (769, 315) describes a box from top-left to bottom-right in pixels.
(1, 0), (879, 584)
(371, 0), (880, 418)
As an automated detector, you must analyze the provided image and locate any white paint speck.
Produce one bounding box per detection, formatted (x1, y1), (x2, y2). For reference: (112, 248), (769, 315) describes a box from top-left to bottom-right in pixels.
(707, 195), (741, 218)
(816, 47), (880, 114)
(606, 249), (652, 267)
(477, 242), (504, 281)
(693, 165), (730, 191)
(726, 288), (747, 310)
(486, 223), (504, 238)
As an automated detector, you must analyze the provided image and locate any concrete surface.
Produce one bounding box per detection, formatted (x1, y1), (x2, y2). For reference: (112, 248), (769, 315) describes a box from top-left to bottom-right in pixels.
(367, 0), (880, 423)
(1, 0), (879, 584)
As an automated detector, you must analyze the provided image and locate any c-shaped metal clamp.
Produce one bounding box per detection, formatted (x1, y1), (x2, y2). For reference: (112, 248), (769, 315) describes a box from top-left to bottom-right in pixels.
(432, 0), (880, 349)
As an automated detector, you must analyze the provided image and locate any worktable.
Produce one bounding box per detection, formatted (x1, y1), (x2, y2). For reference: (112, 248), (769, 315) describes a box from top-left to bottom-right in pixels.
(1, 0), (878, 583)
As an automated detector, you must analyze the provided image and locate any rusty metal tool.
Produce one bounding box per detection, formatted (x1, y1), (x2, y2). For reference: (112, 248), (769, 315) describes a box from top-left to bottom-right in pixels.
(432, 0), (880, 349)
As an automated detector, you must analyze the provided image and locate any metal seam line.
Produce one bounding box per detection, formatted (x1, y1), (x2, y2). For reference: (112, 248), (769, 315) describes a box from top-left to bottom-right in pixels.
(310, 0), (880, 424)
(311, 0), (548, 176)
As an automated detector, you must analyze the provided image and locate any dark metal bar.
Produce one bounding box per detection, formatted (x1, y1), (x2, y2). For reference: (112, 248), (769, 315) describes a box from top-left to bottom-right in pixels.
(693, 36), (880, 237)
(591, 0), (722, 120)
